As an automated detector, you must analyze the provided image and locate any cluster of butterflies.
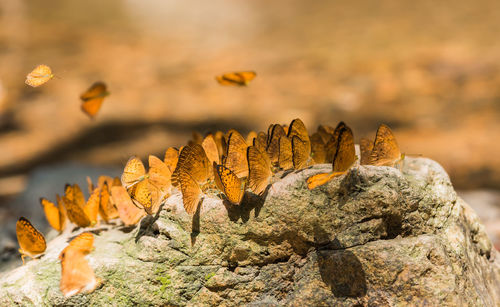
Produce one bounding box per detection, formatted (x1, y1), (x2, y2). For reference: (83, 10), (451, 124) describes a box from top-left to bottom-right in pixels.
(24, 64), (256, 118)
(14, 118), (404, 298)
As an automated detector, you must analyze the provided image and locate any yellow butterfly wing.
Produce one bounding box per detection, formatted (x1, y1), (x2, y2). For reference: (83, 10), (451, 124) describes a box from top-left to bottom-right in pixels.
(291, 136), (310, 169)
(172, 144), (211, 187)
(148, 155), (172, 194)
(67, 232), (94, 254)
(25, 64), (54, 87)
(98, 182), (119, 222)
(64, 184), (92, 227)
(247, 146), (272, 196)
(164, 147), (179, 173)
(202, 134), (220, 165)
(121, 156), (147, 188)
(84, 188), (100, 225)
(16, 217), (46, 263)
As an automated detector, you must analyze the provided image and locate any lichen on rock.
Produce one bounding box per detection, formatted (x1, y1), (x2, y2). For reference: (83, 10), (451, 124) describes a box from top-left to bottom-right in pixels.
(0, 158), (499, 306)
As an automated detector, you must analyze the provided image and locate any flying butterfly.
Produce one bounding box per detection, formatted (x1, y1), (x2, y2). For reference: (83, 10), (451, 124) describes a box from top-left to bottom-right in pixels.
(224, 130), (249, 178)
(215, 71), (256, 86)
(80, 82), (109, 118)
(25, 64), (54, 87)
(247, 146), (272, 196)
(110, 186), (146, 226)
(59, 233), (100, 298)
(40, 197), (67, 232)
(213, 162), (245, 205)
(16, 217), (46, 264)
(368, 124), (404, 166)
(307, 126), (356, 189)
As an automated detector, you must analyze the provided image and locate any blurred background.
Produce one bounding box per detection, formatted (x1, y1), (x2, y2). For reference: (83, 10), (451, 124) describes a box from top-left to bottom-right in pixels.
(0, 0), (499, 268)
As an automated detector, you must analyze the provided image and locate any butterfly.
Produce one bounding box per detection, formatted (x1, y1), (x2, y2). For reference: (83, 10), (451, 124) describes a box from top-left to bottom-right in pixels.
(59, 233), (100, 298)
(307, 126), (356, 189)
(253, 132), (268, 154)
(317, 124), (335, 144)
(16, 217), (46, 264)
(148, 155), (172, 194)
(224, 130), (249, 178)
(214, 131), (227, 161)
(189, 131), (204, 146)
(25, 64), (54, 87)
(368, 124), (404, 166)
(247, 146), (272, 196)
(121, 156), (147, 189)
(178, 168), (202, 215)
(246, 131), (257, 146)
(215, 71), (256, 86)
(310, 132), (327, 164)
(266, 124), (286, 165)
(164, 147), (179, 173)
(172, 144), (212, 188)
(291, 136), (310, 169)
(127, 178), (162, 215)
(80, 82), (109, 118)
(40, 197), (67, 232)
(288, 118), (310, 151)
(278, 136), (293, 170)
(63, 184), (92, 227)
(202, 134), (220, 165)
(110, 185), (146, 225)
(67, 232), (95, 254)
(87, 176), (120, 222)
(359, 138), (374, 165)
(213, 162), (245, 205)
(324, 122), (347, 163)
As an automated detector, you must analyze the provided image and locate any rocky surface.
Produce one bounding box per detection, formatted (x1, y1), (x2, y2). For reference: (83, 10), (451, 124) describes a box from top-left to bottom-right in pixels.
(0, 157), (499, 306)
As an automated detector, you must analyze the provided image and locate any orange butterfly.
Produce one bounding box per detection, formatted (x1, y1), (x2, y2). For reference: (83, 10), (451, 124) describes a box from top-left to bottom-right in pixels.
(307, 126), (356, 189)
(215, 71), (256, 86)
(63, 184), (92, 227)
(310, 132), (327, 164)
(253, 132), (268, 154)
(359, 138), (374, 165)
(367, 124), (404, 166)
(224, 130), (249, 178)
(247, 146), (272, 196)
(202, 134), (220, 165)
(59, 233), (100, 298)
(172, 144), (212, 187)
(80, 82), (109, 118)
(121, 156), (147, 189)
(278, 136), (293, 170)
(164, 147), (179, 173)
(25, 64), (54, 87)
(291, 136), (310, 169)
(16, 217), (46, 264)
(213, 162), (245, 205)
(40, 197), (67, 232)
(267, 124), (286, 165)
(110, 186), (146, 225)
(178, 168), (202, 215)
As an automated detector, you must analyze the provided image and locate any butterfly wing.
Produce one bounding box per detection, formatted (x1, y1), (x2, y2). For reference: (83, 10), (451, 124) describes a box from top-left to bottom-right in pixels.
(40, 198), (64, 232)
(310, 132), (327, 164)
(360, 138), (374, 165)
(224, 130), (249, 178)
(148, 155), (172, 194)
(25, 64), (53, 87)
(164, 147), (179, 173)
(16, 217), (46, 260)
(202, 134), (220, 165)
(247, 146), (272, 196)
(287, 118), (311, 151)
(178, 169), (202, 215)
(64, 185), (91, 227)
(121, 156), (147, 188)
(278, 136), (293, 170)
(98, 182), (119, 222)
(67, 232), (94, 254)
(292, 136), (310, 169)
(216, 71), (256, 86)
(111, 186), (146, 226)
(369, 124), (401, 166)
(332, 126), (356, 172)
(266, 124), (286, 165)
(172, 144), (211, 187)
(213, 163), (244, 205)
(84, 188), (100, 225)
(59, 248), (99, 298)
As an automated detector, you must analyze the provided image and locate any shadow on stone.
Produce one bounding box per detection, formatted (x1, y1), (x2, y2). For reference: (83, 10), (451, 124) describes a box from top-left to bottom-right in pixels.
(191, 199), (202, 246)
(223, 192), (264, 223)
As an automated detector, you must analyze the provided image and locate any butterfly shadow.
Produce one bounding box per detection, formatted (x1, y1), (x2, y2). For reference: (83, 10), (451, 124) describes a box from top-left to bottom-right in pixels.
(313, 224), (367, 298)
(134, 203), (166, 243)
(222, 192), (265, 223)
(190, 198), (203, 246)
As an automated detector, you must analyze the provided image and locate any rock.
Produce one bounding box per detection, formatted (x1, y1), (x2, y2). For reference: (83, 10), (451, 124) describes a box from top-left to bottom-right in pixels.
(0, 158), (498, 306)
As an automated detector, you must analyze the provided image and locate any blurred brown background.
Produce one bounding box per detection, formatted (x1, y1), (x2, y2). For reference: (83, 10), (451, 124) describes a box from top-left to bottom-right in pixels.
(0, 0), (499, 253)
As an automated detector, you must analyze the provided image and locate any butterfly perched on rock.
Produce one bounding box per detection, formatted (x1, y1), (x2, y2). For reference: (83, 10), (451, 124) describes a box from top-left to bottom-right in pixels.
(16, 217), (46, 264)
(80, 82), (109, 118)
(367, 124), (404, 166)
(25, 64), (54, 87)
(247, 146), (272, 196)
(213, 162), (245, 205)
(110, 185), (146, 225)
(59, 232), (101, 298)
(40, 197), (67, 233)
(216, 71), (256, 86)
(224, 130), (249, 178)
(307, 125), (356, 189)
